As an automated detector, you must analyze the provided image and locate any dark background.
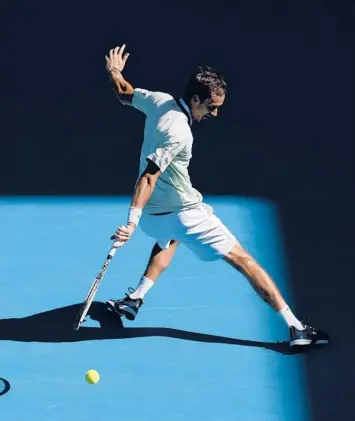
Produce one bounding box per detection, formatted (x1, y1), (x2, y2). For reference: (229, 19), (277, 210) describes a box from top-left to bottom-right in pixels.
(2, 1), (354, 420)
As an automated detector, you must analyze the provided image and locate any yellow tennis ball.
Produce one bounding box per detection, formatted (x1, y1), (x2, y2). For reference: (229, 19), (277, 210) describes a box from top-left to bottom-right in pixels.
(85, 369), (100, 384)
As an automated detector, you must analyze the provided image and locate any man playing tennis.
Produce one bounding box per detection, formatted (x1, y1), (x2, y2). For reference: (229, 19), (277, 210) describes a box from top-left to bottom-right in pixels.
(105, 44), (329, 347)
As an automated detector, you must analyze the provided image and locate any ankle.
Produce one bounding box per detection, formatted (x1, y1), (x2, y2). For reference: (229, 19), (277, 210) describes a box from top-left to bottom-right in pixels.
(278, 305), (304, 330)
(129, 276), (154, 300)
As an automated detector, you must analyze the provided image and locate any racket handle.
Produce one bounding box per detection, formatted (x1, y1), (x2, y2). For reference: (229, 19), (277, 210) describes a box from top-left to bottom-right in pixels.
(109, 246), (118, 257)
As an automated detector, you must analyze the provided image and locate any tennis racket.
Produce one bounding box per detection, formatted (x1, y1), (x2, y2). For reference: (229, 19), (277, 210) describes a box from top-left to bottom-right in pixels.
(73, 245), (118, 330)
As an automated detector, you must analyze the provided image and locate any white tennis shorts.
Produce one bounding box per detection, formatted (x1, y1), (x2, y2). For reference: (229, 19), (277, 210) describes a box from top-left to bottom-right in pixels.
(140, 203), (238, 261)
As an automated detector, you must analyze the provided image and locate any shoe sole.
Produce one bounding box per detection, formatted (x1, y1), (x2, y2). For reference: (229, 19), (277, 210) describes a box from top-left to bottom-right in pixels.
(291, 339), (312, 346)
(118, 304), (136, 321)
(106, 300), (136, 321)
(291, 338), (329, 346)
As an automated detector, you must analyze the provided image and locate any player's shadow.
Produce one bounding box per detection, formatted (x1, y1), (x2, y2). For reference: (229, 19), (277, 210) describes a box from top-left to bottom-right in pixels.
(0, 302), (320, 355)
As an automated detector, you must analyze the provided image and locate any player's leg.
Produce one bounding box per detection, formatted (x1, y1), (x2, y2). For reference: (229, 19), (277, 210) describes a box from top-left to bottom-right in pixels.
(180, 203), (329, 346)
(142, 240), (180, 281)
(107, 240), (179, 320)
(222, 243), (329, 345)
(223, 244), (286, 311)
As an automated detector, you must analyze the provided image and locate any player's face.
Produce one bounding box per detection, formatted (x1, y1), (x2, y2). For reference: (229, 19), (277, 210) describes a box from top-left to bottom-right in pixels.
(191, 93), (225, 122)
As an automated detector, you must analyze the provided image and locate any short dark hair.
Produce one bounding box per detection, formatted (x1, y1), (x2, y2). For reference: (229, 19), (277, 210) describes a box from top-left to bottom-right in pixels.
(183, 65), (227, 102)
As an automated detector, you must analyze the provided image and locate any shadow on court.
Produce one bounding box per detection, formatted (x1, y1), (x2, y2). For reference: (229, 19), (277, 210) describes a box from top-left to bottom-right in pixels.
(0, 302), (325, 356)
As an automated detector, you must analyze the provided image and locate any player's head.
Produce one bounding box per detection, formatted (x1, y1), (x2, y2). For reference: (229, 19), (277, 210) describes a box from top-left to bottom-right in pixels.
(183, 65), (226, 122)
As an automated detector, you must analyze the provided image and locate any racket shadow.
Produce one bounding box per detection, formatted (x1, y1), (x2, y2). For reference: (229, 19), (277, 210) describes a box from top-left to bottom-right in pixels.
(0, 302), (319, 355)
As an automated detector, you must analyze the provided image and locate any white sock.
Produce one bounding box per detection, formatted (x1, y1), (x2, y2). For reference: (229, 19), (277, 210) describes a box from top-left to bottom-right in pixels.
(129, 276), (155, 300)
(278, 305), (305, 330)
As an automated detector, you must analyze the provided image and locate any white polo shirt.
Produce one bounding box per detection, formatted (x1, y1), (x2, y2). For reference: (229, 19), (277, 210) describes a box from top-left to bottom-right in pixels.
(132, 88), (203, 213)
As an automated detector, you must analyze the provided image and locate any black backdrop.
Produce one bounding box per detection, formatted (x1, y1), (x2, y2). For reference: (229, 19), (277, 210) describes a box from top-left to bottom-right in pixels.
(2, 1), (354, 420)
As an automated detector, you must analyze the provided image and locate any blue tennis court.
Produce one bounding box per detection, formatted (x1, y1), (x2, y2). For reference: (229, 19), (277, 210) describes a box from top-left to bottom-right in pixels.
(1, 196), (312, 421)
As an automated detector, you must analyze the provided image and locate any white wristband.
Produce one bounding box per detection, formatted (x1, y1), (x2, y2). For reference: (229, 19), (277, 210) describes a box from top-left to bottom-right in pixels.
(127, 206), (142, 226)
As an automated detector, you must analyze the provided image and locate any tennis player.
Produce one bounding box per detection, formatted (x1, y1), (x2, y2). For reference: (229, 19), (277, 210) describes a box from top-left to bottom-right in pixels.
(105, 45), (329, 347)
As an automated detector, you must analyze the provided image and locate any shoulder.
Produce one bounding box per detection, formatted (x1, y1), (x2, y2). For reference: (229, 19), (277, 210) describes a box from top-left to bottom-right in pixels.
(133, 88), (173, 107)
(157, 109), (193, 143)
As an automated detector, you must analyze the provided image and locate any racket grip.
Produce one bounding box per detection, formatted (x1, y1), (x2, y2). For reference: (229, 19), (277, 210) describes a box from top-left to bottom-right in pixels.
(109, 246), (118, 257)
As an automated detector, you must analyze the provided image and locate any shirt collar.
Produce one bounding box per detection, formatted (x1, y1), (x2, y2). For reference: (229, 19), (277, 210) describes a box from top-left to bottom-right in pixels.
(175, 97), (193, 126)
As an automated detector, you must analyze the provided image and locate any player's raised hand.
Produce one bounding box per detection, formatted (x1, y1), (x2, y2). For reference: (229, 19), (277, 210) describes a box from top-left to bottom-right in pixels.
(110, 223), (136, 248)
(105, 44), (130, 73)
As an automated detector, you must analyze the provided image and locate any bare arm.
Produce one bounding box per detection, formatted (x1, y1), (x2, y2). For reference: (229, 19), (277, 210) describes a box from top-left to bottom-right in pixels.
(105, 45), (134, 105)
(111, 160), (161, 246)
(109, 70), (134, 105)
(130, 159), (161, 214)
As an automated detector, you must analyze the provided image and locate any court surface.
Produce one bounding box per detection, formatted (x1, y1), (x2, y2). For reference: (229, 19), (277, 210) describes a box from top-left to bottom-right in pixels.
(0, 196), (313, 421)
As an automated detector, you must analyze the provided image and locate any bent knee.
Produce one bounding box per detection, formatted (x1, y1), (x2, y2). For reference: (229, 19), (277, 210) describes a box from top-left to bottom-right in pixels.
(224, 244), (253, 269)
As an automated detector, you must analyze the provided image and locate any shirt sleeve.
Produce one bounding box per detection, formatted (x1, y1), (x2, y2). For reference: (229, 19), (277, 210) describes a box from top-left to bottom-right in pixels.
(146, 127), (187, 173)
(132, 88), (165, 115)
